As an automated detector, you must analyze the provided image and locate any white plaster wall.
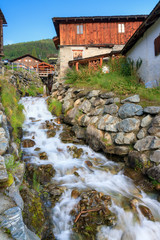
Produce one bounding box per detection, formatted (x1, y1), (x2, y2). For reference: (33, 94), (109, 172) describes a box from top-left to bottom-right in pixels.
(59, 45), (124, 77)
(127, 18), (160, 86)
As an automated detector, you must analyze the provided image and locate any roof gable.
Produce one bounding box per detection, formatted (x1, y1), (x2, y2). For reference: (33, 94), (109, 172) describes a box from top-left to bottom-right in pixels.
(0, 9), (7, 25)
(122, 1), (160, 54)
(10, 54), (43, 63)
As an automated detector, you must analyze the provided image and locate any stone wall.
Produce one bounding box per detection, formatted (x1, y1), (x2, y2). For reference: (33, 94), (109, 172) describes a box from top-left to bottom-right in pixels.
(59, 45), (124, 77)
(52, 82), (160, 183)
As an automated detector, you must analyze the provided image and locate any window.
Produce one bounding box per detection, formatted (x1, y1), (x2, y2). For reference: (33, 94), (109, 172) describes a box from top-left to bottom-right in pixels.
(72, 50), (83, 60)
(118, 23), (125, 33)
(77, 25), (83, 34)
(154, 35), (160, 56)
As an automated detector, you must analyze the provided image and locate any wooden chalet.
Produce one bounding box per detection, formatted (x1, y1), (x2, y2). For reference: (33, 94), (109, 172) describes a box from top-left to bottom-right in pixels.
(10, 54), (43, 69)
(52, 15), (147, 76)
(0, 9), (7, 59)
(34, 62), (55, 77)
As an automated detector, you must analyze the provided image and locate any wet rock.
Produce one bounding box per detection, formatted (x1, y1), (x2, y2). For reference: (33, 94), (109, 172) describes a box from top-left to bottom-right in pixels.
(127, 151), (149, 172)
(46, 129), (56, 138)
(118, 118), (140, 133)
(139, 205), (154, 221)
(0, 207), (40, 240)
(121, 95), (140, 103)
(103, 104), (119, 115)
(67, 146), (83, 158)
(84, 160), (93, 168)
(79, 100), (91, 113)
(118, 103), (143, 119)
(26, 163), (55, 185)
(144, 106), (160, 115)
(137, 128), (147, 140)
(141, 115), (152, 128)
(39, 152), (48, 160)
(102, 145), (129, 156)
(86, 125), (103, 151)
(134, 136), (160, 151)
(100, 92), (114, 99)
(60, 125), (82, 144)
(71, 189), (80, 199)
(34, 147), (41, 151)
(0, 156), (8, 183)
(115, 132), (136, 145)
(150, 150), (160, 163)
(22, 139), (35, 148)
(130, 198), (139, 210)
(87, 90), (100, 98)
(72, 125), (86, 139)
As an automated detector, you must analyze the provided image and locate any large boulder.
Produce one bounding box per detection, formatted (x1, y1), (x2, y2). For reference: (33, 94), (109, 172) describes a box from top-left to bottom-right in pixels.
(86, 125), (104, 151)
(118, 118), (140, 133)
(144, 106), (160, 115)
(134, 136), (160, 151)
(115, 132), (136, 145)
(118, 103), (143, 119)
(121, 95), (140, 103)
(97, 114), (120, 132)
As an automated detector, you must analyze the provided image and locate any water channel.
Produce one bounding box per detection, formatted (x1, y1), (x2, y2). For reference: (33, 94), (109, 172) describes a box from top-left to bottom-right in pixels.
(21, 97), (160, 240)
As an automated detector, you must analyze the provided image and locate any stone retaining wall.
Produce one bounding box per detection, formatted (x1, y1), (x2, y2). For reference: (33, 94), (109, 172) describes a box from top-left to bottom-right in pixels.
(51, 82), (160, 183)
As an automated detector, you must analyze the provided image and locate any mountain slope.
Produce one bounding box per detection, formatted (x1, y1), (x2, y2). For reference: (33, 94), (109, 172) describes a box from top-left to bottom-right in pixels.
(4, 39), (58, 61)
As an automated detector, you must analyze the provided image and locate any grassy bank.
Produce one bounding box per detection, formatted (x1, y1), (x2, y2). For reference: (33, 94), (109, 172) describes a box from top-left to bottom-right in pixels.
(65, 65), (160, 106)
(0, 79), (25, 139)
(47, 98), (62, 116)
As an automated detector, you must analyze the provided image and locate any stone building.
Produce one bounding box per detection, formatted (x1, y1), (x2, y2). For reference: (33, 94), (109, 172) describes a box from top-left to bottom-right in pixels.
(52, 15), (147, 77)
(122, 1), (160, 88)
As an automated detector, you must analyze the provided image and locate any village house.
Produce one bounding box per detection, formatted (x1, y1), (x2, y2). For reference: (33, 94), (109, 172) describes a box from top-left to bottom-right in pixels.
(10, 54), (43, 69)
(52, 15), (147, 77)
(122, 1), (160, 87)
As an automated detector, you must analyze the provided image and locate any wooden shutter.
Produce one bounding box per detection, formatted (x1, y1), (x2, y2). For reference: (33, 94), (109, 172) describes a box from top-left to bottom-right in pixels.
(154, 35), (160, 56)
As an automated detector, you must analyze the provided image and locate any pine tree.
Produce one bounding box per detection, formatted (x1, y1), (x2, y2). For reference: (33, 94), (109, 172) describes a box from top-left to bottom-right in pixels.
(32, 47), (37, 58)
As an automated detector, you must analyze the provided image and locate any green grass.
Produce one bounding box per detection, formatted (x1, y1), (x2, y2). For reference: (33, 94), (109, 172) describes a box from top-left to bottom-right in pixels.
(20, 84), (43, 97)
(47, 98), (62, 116)
(65, 67), (160, 105)
(0, 80), (25, 139)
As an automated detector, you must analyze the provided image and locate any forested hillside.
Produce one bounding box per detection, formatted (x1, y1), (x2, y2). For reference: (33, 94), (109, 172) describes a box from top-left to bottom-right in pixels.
(3, 39), (58, 62)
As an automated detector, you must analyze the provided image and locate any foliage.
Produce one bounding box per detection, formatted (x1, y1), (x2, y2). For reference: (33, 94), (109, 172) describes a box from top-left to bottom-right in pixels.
(33, 172), (41, 192)
(5, 155), (20, 172)
(3, 39), (57, 61)
(48, 98), (62, 116)
(65, 66), (160, 104)
(0, 80), (25, 139)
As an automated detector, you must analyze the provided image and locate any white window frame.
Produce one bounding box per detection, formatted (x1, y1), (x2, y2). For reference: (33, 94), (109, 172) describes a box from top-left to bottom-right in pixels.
(77, 25), (83, 34)
(118, 23), (125, 33)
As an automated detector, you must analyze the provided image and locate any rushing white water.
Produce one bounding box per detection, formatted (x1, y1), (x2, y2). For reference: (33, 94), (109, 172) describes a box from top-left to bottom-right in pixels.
(21, 97), (160, 240)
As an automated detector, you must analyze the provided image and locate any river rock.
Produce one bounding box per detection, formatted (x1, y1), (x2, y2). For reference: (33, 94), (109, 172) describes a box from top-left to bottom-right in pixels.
(78, 100), (91, 113)
(147, 165), (160, 182)
(137, 128), (147, 139)
(100, 92), (114, 99)
(39, 152), (48, 160)
(150, 150), (160, 163)
(46, 129), (56, 138)
(118, 118), (140, 132)
(115, 132), (136, 145)
(141, 115), (152, 128)
(144, 106), (160, 115)
(103, 104), (119, 115)
(0, 207), (40, 240)
(71, 189), (80, 199)
(22, 139), (35, 148)
(87, 90), (100, 98)
(134, 136), (160, 151)
(86, 125), (103, 151)
(0, 156), (8, 183)
(0, 137), (8, 155)
(72, 125), (86, 139)
(121, 95), (140, 103)
(118, 103), (143, 119)
(139, 205), (154, 221)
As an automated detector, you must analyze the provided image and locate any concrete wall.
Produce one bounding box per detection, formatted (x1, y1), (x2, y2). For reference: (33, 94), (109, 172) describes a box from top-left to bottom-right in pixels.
(127, 18), (160, 87)
(59, 45), (124, 77)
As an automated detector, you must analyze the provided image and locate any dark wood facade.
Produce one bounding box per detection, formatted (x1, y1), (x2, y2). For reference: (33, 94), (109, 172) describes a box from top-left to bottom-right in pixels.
(53, 16), (147, 48)
(0, 9), (7, 58)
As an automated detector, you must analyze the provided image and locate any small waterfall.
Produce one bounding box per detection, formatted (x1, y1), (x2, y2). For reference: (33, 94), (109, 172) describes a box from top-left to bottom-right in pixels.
(21, 97), (160, 240)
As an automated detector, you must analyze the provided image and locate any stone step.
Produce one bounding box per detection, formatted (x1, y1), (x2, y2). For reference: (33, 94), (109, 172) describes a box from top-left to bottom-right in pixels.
(0, 156), (8, 183)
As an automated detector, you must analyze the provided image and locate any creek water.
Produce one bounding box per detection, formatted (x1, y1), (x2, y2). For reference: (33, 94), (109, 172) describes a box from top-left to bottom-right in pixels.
(21, 97), (160, 240)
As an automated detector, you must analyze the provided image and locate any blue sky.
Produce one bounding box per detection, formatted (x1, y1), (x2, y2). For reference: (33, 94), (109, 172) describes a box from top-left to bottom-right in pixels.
(1, 0), (159, 45)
